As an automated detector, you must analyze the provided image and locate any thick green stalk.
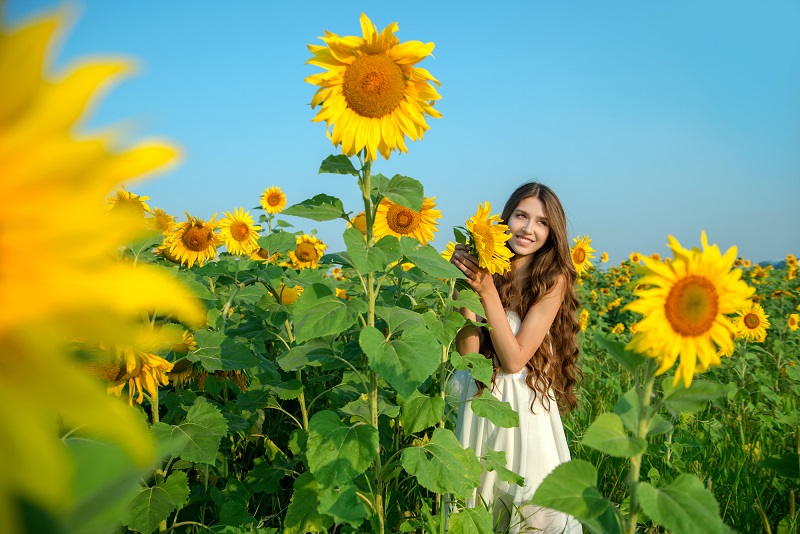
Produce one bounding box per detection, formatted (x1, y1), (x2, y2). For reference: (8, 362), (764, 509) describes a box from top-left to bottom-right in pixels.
(626, 359), (657, 534)
(284, 321), (308, 431)
(360, 158), (385, 533)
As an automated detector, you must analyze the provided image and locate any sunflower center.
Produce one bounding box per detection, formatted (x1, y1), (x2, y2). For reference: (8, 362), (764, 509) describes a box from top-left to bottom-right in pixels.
(295, 242), (319, 262)
(183, 224), (212, 252)
(573, 248), (586, 264)
(267, 193), (282, 207)
(342, 54), (406, 118)
(473, 224), (495, 254)
(255, 248), (270, 259)
(664, 275), (719, 337)
(743, 313), (760, 329)
(386, 204), (420, 234)
(230, 221), (249, 241)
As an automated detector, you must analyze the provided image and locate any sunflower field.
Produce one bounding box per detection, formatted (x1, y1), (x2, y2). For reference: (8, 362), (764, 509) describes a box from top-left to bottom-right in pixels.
(3, 8), (799, 534)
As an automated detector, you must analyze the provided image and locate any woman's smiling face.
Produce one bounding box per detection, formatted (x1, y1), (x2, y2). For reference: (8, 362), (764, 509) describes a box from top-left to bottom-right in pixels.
(506, 195), (550, 258)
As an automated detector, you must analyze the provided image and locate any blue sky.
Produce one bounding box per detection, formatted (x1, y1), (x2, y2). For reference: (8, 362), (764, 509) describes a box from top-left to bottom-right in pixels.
(7, 0), (800, 264)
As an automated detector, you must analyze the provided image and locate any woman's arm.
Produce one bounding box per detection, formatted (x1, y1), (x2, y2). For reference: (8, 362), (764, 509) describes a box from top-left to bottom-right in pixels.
(451, 245), (565, 373)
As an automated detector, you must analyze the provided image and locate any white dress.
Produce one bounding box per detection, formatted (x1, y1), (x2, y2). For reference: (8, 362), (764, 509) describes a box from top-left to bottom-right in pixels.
(452, 310), (582, 534)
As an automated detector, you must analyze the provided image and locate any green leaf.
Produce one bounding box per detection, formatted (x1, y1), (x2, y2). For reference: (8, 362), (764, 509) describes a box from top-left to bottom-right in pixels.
(581, 412), (647, 458)
(232, 284), (269, 305)
(532, 459), (613, 521)
(359, 326), (441, 398)
(399, 391), (445, 437)
(424, 310), (466, 346)
(401, 239), (463, 279)
(318, 154), (358, 176)
(284, 472), (333, 534)
(450, 352), (493, 387)
(470, 389), (519, 428)
(245, 457), (291, 494)
(277, 342), (334, 371)
(383, 175), (423, 211)
(448, 506), (494, 534)
(595, 334), (646, 373)
(582, 504), (624, 534)
(293, 284), (367, 344)
(150, 398), (228, 464)
(257, 231), (297, 258)
(190, 330), (262, 371)
(128, 229), (163, 257)
(757, 453), (800, 479)
(455, 289), (485, 317)
(483, 447), (525, 486)
(375, 305), (426, 334)
(122, 472), (189, 534)
(344, 228), (395, 273)
(283, 194), (346, 221)
(401, 428), (483, 499)
(662, 379), (729, 413)
(369, 173), (389, 201)
(614, 388), (672, 437)
(307, 410), (378, 487)
(639, 475), (726, 534)
(317, 483), (366, 528)
(341, 391), (399, 423)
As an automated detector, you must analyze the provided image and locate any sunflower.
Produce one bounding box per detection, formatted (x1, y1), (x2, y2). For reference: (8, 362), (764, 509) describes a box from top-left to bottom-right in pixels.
(788, 314), (799, 332)
(0, 12), (204, 531)
(305, 13), (442, 161)
(579, 309), (590, 332)
(733, 302), (770, 342)
(629, 252), (642, 264)
(348, 211), (368, 235)
(261, 186), (287, 214)
(612, 323), (625, 335)
(219, 207), (261, 255)
(625, 232), (754, 387)
(374, 196), (440, 245)
(600, 252), (609, 263)
(149, 207), (176, 234)
(464, 202), (514, 275)
(172, 330), (198, 355)
(106, 347), (174, 405)
(786, 254), (798, 269)
(279, 284), (304, 305)
(106, 187), (152, 217)
(168, 213), (223, 268)
(288, 234), (327, 269)
(571, 236), (596, 276)
(441, 241), (457, 262)
(650, 253), (662, 262)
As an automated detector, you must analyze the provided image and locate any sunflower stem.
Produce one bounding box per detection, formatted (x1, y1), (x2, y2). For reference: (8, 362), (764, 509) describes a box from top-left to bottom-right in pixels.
(625, 358), (657, 534)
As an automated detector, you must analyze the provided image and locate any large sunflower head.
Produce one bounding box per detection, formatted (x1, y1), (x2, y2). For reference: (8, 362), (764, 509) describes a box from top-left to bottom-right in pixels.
(733, 302), (770, 342)
(570, 236), (596, 276)
(464, 202), (513, 275)
(261, 186), (287, 214)
(305, 13), (442, 161)
(219, 207), (261, 255)
(374, 196), (440, 245)
(168, 213), (223, 268)
(288, 234), (327, 269)
(624, 232), (755, 387)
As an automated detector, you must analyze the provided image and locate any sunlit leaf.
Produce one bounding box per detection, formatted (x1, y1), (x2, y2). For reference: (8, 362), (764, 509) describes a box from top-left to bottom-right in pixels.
(150, 398), (228, 464)
(190, 331), (262, 371)
(283, 472), (332, 534)
(401, 428), (482, 499)
(399, 391), (444, 436)
(581, 412), (647, 458)
(383, 174), (423, 211)
(283, 194), (346, 221)
(483, 447), (524, 486)
(307, 410), (378, 487)
(532, 460), (613, 520)
(317, 483), (366, 528)
(360, 326), (441, 398)
(448, 506), (493, 534)
(293, 284), (367, 343)
(318, 154), (358, 176)
(662, 379), (730, 414)
(470, 389), (519, 428)
(639, 475), (726, 533)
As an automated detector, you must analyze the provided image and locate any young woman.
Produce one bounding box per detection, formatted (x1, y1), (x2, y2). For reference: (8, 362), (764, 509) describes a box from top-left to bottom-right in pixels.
(449, 182), (582, 533)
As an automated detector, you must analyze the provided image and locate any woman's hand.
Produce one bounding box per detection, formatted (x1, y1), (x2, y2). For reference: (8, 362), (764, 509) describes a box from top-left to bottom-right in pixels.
(450, 244), (495, 296)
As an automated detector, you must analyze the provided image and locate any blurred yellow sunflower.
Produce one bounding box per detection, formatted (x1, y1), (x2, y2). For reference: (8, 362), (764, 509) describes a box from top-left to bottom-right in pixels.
(106, 347), (174, 405)
(625, 232), (754, 387)
(786, 253), (798, 269)
(570, 236), (596, 276)
(168, 213), (223, 268)
(261, 186), (287, 214)
(600, 252), (609, 263)
(288, 234), (327, 269)
(374, 196), (440, 245)
(219, 207), (261, 255)
(172, 329), (197, 355)
(650, 253), (662, 262)
(464, 202), (513, 275)
(0, 11), (204, 531)
(612, 323), (625, 335)
(788, 314), (799, 332)
(305, 13), (442, 161)
(579, 309), (590, 331)
(733, 302), (769, 342)
(150, 207), (175, 234)
(106, 187), (152, 217)
(629, 252), (642, 264)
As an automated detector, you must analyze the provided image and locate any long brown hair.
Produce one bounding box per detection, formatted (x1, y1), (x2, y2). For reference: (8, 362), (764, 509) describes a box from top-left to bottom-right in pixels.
(478, 182), (581, 413)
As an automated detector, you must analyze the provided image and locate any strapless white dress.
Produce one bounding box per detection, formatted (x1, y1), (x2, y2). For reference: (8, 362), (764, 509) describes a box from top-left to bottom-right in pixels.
(451, 310), (582, 533)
